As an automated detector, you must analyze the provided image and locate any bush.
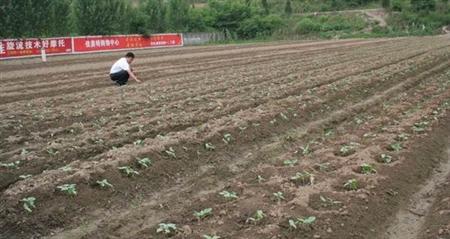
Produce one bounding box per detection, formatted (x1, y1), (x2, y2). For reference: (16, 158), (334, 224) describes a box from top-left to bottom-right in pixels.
(295, 18), (322, 34)
(238, 14), (284, 38)
(391, 0), (407, 11)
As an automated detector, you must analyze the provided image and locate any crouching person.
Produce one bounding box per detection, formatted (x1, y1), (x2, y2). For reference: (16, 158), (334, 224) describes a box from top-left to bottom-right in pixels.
(110, 52), (141, 86)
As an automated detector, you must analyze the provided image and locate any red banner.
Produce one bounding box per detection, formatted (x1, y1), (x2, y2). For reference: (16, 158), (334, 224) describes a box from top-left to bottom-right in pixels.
(0, 38), (72, 59)
(73, 34), (183, 53)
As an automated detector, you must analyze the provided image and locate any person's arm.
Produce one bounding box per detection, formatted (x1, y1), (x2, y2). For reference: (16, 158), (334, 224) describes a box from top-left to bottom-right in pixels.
(127, 69), (141, 83)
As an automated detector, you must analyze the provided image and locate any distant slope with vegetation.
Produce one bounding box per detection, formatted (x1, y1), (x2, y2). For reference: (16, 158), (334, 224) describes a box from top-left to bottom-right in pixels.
(0, 0), (449, 40)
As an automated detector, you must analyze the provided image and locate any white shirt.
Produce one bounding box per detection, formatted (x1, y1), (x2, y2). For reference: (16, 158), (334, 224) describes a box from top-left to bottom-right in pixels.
(110, 57), (130, 74)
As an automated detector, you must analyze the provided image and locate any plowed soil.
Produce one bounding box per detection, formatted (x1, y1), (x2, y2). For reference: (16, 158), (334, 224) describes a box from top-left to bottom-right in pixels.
(1, 36), (449, 239)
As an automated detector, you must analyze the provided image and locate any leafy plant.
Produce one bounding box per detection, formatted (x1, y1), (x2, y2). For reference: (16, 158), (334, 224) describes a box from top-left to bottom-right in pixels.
(379, 154), (393, 164)
(165, 147), (176, 158)
(223, 133), (232, 144)
(118, 166), (139, 177)
(19, 174), (32, 180)
(283, 159), (298, 167)
(96, 179), (113, 189)
(60, 165), (73, 172)
(315, 163), (331, 172)
(412, 121), (429, 132)
(0, 161), (20, 169)
(219, 190), (238, 200)
(338, 144), (356, 156)
(257, 175), (265, 183)
(205, 143), (216, 151)
(360, 163), (377, 174)
(203, 235), (220, 239)
(273, 192), (285, 202)
(319, 195), (342, 207)
(395, 133), (409, 141)
(246, 210), (265, 223)
(289, 216), (316, 229)
(156, 223), (177, 234)
(300, 144), (311, 156)
(133, 139), (145, 146)
(57, 184), (77, 196)
(344, 179), (358, 191)
(280, 112), (289, 120)
(46, 148), (58, 156)
(21, 197), (36, 213)
(291, 171), (314, 185)
(388, 142), (403, 152)
(194, 208), (212, 220)
(137, 157), (152, 168)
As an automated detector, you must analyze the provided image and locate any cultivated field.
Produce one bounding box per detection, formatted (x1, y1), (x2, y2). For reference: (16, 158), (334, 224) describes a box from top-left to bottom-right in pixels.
(0, 36), (450, 239)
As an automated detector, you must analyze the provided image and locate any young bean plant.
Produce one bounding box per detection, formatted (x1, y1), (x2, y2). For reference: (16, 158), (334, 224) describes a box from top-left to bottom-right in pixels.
(21, 197), (36, 213)
(360, 163), (377, 174)
(204, 143), (215, 151)
(246, 210), (265, 223)
(165, 147), (176, 158)
(283, 159), (298, 167)
(96, 179), (113, 189)
(344, 179), (358, 191)
(57, 184), (77, 196)
(219, 191), (238, 200)
(118, 166), (139, 177)
(203, 235), (220, 239)
(379, 154), (393, 164)
(273, 192), (285, 202)
(291, 171), (314, 186)
(137, 157), (152, 168)
(156, 223), (177, 234)
(194, 208), (212, 220)
(223, 133), (232, 144)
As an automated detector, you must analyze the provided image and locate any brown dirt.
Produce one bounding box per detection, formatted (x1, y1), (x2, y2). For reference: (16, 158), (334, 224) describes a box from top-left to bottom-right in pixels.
(0, 36), (449, 239)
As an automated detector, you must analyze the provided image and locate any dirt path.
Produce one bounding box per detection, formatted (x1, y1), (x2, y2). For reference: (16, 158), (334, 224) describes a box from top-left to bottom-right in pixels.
(385, 147), (450, 239)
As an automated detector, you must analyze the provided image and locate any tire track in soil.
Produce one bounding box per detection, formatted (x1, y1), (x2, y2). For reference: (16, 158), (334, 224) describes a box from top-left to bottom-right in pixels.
(57, 54), (450, 239)
(384, 147), (450, 239)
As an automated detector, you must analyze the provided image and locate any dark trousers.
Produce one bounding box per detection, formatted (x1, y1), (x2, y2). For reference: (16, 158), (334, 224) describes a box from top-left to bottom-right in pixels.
(110, 70), (129, 86)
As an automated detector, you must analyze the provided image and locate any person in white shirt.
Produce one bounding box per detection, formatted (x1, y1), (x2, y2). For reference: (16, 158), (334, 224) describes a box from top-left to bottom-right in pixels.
(110, 52), (141, 86)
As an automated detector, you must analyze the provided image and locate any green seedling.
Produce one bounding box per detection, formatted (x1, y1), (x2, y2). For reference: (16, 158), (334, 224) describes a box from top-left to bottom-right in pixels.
(21, 197), (36, 213)
(137, 157), (152, 168)
(165, 147), (176, 158)
(205, 143), (216, 151)
(288, 216), (316, 230)
(156, 223), (177, 234)
(300, 144), (311, 156)
(283, 159), (298, 167)
(360, 163), (377, 174)
(280, 112), (289, 120)
(194, 208), (212, 220)
(60, 165), (73, 172)
(324, 128), (334, 137)
(412, 121), (429, 132)
(20, 148), (29, 156)
(133, 139), (145, 146)
(203, 235), (220, 239)
(96, 179), (113, 189)
(320, 195), (342, 206)
(46, 148), (58, 156)
(315, 163), (331, 172)
(257, 175), (265, 183)
(246, 210), (265, 223)
(118, 166), (139, 177)
(395, 133), (409, 141)
(19, 174), (32, 180)
(344, 179), (358, 191)
(388, 142), (403, 152)
(379, 154), (393, 164)
(291, 171), (314, 186)
(219, 190), (238, 200)
(273, 192), (285, 202)
(338, 144), (356, 157)
(57, 184), (77, 196)
(223, 133), (232, 144)
(0, 161), (20, 169)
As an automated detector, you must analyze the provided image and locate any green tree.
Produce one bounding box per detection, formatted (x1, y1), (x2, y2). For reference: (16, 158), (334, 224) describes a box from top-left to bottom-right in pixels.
(410, 0), (436, 12)
(50, 0), (72, 36)
(166, 0), (190, 31)
(382, 0), (391, 9)
(73, 0), (129, 35)
(285, 0), (292, 15)
(142, 0), (166, 33)
(261, 0), (269, 14)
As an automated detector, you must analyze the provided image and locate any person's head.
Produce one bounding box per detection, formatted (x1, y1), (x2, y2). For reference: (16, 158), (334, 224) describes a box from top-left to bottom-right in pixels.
(125, 52), (135, 64)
